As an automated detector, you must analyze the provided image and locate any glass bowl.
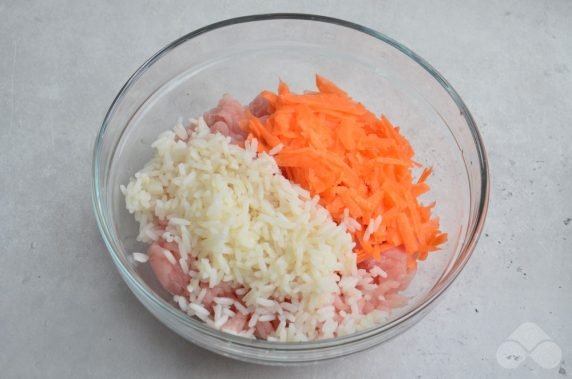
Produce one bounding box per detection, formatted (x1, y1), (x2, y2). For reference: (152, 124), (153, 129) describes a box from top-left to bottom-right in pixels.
(92, 14), (489, 365)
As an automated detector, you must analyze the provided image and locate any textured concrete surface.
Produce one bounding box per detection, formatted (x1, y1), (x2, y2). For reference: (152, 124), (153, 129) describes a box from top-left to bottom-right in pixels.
(1, 1), (571, 378)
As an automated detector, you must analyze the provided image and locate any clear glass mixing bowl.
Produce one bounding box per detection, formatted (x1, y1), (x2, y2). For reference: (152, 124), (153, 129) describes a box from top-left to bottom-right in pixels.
(92, 14), (489, 365)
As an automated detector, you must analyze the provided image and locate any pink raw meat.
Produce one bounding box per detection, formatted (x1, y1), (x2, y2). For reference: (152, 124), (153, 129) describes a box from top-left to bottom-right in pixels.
(203, 95), (248, 143)
(255, 321), (276, 339)
(199, 281), (239, 309)
(358, 247), (415, 291)
(147, 242), (189, 295)
(332, 247), (416, 316)
(248, 94), (272, 118)
(223, 312), (248, 333)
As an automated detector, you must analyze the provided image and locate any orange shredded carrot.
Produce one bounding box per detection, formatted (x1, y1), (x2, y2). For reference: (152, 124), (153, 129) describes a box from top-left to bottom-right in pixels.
(247, 75), (447, 263)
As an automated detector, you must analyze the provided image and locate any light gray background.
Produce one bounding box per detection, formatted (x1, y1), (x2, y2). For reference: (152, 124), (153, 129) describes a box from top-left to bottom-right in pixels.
(1, 0), (570, 378)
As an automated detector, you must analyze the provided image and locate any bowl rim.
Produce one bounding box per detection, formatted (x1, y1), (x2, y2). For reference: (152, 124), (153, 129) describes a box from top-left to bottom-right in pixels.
(92, 13), (490, 350)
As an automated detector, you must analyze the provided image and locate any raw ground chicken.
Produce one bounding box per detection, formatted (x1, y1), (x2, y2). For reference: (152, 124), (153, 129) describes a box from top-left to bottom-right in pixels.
(122, 76), (445, 341)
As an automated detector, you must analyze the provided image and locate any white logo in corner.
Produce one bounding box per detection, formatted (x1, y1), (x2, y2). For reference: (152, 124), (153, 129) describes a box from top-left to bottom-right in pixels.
(496, 322), (562, 369)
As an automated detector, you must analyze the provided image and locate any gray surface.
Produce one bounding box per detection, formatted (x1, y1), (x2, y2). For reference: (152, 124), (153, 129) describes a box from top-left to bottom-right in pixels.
(1, 0), (571, 378)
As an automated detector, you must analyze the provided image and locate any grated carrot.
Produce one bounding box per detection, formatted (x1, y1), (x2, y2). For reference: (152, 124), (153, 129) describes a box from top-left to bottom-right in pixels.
(247, 75), (447, 263)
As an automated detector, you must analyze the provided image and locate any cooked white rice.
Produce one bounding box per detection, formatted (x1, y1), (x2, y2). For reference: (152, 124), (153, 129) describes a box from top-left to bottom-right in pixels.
(122, 118), (393, 341)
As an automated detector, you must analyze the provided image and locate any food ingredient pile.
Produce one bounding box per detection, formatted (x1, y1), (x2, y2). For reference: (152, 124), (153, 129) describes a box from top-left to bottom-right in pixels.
(122, 76), (446, 341)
